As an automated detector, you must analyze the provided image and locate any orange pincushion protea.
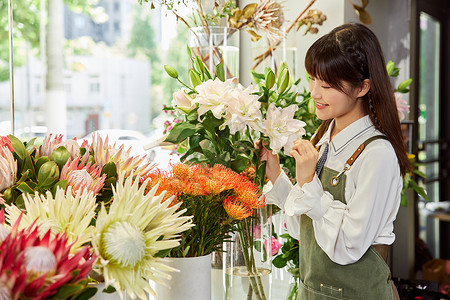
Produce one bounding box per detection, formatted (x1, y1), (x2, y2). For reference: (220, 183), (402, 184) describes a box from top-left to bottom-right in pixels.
(223, 196), (253, 220)
(143, 162), (265, 219)
(0, 214), (96, 300)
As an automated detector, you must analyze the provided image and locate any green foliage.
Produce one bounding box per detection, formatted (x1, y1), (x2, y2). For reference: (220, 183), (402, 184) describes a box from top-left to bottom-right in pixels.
(169, 193), (237, 257)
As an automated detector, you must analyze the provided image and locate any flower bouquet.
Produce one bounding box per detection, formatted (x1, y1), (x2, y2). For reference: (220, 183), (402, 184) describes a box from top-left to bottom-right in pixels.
(154, 51), (313, 299)
(0, 134), (193, 299)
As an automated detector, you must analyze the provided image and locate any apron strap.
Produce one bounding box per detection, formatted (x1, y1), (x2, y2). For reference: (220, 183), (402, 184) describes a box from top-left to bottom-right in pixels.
(346, 135), (388, 168)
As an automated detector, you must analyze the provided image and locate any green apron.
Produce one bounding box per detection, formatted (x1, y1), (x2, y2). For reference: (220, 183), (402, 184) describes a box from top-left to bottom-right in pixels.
(298, 136), (395, 300)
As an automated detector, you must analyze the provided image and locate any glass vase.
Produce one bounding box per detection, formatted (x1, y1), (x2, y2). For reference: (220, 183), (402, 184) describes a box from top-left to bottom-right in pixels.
(285, 268), (300, 300)
(251, 29), (297, 78)
(188, 26), (240, 79)
(224, 206), (272, 300)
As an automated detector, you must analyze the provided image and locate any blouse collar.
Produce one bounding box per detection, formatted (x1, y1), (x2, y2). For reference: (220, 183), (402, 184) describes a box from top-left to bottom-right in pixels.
(315, 115), (375, 155)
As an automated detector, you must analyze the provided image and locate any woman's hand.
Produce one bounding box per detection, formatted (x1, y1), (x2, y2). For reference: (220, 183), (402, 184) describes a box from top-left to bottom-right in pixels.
(290, 140), (319, 187)
(257, 141), (282, 184)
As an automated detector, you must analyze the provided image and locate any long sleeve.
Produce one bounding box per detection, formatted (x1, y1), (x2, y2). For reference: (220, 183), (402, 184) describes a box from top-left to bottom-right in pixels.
(264, 172), (301, 239)
(283, 143), (402, 265)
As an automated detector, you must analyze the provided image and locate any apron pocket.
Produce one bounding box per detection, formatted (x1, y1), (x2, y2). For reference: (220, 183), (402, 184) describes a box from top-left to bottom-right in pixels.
(320, 283), (344, 298)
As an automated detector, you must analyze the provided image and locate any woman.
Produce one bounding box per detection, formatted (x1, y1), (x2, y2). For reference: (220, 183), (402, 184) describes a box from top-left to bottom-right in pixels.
(262, 23), (410, 299)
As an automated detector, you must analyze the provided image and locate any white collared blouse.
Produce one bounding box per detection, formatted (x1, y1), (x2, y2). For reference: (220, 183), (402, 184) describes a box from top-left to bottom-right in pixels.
(265, 115), (403, 265)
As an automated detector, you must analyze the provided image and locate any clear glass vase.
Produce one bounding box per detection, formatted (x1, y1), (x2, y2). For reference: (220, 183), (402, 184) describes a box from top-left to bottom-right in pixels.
(285, 268), (300, 300)
(188, 26), (240, 79)
(251, 29), (297, 78)
(224, 206), (272, 300)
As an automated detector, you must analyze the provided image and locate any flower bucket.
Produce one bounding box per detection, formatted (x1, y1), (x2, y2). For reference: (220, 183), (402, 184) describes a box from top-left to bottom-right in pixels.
(224, 206), (273, 300)
(154, 254), (212, 300)
(188, 26), (239, 79)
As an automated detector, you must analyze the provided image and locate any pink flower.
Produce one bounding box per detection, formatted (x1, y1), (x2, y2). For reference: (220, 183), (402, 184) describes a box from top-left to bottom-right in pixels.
(395, 93), (410, 121)
(0, 136), (13, 152)
(0, 146), (17, 203)
(60, 157), (106, 196)
(253, 224), (262, 239)
(264, 237), (282, 256)
(37, 134), (64, 157)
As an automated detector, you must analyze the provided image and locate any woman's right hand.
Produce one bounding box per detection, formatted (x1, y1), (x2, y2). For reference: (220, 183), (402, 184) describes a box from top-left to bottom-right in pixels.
(257, 141), (282, 184)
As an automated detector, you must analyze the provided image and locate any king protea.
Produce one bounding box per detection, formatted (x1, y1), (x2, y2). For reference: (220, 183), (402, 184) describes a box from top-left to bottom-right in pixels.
(0, 216), (96, 300)
(5, 187), (97, 253)
(90, 133), (154, 177)
(0, 145), (17, 204)
(92, 172), (193, 299)
(60, 157), (106, 196)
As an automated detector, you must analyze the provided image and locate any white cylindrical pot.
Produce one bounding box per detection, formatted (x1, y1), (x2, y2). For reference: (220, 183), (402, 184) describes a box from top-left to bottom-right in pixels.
(155, 254), (212, 300)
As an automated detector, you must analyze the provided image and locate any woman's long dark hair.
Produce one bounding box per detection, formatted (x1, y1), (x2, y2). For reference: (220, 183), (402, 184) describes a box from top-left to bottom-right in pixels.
(307, 23), (412, 176)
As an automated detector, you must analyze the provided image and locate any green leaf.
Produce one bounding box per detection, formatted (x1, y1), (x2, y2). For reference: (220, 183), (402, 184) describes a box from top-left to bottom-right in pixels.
(272, 255), (288, 268)
(397, 78), (413, 90)
(52, 180), (68, 195)
(101, 162), (118, 178)
(186, 44), (193, 57)
(189, 69), (202, 87)
(36, 161), (60, 190)
(49, 146), (71, 170)
(35, 156), (50, 173)
(164, 65), (179, 78)
(8, 135), (28, 160)
(230, 158), (249, 173)
(386, 60), (395, 76)
(165, 122), (198, 144)
(17, 181), (36, 194)
(215, 61), (225, 81)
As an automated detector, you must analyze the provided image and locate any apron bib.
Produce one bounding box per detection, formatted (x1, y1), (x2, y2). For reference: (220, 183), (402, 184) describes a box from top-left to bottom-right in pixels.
(298, 136), (395, 300)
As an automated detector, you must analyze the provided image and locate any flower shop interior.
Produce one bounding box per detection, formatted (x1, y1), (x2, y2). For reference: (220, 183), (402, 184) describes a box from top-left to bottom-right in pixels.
(1, 0), (450, 299)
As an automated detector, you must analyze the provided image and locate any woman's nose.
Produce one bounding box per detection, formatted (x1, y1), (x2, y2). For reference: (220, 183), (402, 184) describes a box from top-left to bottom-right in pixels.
(309, 82), (321, 99)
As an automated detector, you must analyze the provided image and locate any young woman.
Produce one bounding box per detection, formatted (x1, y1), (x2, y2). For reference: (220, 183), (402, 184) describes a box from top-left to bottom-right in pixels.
(262, 23), (411, 299)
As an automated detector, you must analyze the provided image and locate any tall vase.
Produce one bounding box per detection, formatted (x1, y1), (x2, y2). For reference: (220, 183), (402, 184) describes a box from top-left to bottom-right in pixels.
(154, 254), (212, 300)
(188, 26), (240, 79)
(224, 206), (272, 300)
(251, 29), (297, 78)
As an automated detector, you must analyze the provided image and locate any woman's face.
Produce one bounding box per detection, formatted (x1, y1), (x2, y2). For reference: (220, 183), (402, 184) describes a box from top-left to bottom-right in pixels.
(308, 77), (366, 128)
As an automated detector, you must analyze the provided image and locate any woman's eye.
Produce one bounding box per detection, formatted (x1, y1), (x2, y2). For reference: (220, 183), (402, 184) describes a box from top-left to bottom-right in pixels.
(321, 86), (330, 89)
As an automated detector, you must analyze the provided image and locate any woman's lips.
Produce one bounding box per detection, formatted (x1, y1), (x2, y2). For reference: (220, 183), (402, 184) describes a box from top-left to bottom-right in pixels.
(315, 102), (328, 110)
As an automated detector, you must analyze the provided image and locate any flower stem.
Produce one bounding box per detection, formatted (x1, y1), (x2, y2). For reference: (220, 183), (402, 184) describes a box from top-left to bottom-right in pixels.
(238, 220), (266, 300)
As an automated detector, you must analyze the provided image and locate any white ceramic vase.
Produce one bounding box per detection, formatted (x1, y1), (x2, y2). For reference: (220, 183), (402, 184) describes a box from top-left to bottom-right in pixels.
(154, 254), (212, 300)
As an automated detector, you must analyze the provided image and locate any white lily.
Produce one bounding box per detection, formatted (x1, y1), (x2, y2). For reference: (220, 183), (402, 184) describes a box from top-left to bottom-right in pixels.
(195, 78), (237, 119)
(263, 103), (306, 155)
(222, 84), (264, 134)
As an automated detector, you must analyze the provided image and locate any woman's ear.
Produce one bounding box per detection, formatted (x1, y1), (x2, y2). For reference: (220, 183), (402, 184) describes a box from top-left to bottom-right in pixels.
(357, 79), (371, 98)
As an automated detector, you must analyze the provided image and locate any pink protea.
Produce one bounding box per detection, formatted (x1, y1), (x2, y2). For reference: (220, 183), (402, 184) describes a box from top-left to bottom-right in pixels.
(56, 139), (81, 160)
(60, 157), (106, 196)
(0, 146), (17, 204)
(0, 216), (96, 300)
(37, 134), (64, 157)
(0, 136), (13, 152)
(91, 133), (154, 177)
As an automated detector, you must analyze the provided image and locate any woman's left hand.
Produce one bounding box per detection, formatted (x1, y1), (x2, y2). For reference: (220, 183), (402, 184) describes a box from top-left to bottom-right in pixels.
(290, 140), (318, 187)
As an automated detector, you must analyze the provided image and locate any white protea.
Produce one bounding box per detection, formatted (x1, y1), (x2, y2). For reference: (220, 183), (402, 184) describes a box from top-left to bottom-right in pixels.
(90, 133), (154, 177)
(250, 0), (285, 44)
(5, 187), (97, 253)
(92, 172), (193, 300)
(0, 145), (17, 201)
